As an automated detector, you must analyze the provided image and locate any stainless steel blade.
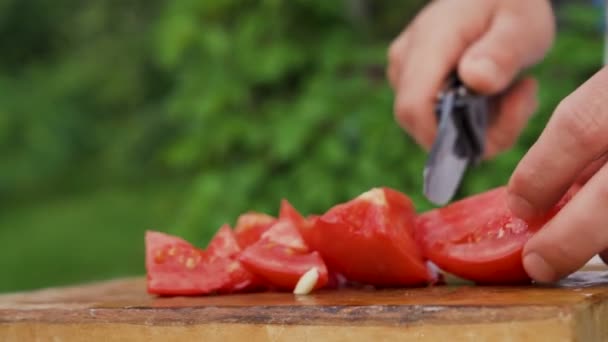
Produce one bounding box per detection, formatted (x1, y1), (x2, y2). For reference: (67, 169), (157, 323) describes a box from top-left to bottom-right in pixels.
(423, 91), (470, 205)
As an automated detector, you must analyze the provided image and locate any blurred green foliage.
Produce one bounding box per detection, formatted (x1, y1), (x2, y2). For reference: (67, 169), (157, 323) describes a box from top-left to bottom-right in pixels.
(0, 1), (602, 292)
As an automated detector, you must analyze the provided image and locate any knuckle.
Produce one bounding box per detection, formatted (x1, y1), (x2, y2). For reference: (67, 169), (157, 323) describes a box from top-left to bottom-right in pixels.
(508, 161), (545, 204)
(554, 96), (606, 156)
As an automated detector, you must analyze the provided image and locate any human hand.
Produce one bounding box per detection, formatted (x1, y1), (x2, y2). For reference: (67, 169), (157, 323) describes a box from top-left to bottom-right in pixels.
(507, 67), (608, 283)
(387, 0), (555, 157)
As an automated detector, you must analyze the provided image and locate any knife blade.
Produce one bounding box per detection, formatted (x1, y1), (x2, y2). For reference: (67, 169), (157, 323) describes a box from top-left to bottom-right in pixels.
(423, 74), (490, 205)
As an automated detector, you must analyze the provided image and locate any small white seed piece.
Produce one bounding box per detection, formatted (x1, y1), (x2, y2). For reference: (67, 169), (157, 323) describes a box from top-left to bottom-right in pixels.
(293, 267), (319, 295)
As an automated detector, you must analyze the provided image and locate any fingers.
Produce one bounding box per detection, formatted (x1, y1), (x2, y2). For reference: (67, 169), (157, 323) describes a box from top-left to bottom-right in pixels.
(459, 1), (555, 94)
(387, 31), (408, 90)
(575, 152), (608, 185)
(484, 77), (538, 158)
(507, 67), (608, 221)
(522, 162), (608, 282)
(392, 0), (495, 148)
(388, 0), (554, 151)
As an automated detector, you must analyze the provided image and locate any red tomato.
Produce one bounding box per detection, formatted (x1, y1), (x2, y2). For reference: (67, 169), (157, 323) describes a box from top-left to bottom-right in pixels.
(207, 224), (241, 258)
(146, 231), (226, 295)
(234, 212), (277, 249)
(239, 219), (329, 291)
(259, 220), (309, 253)
(416, 185), (580, 284)
(209, 225), (265, 293)
(146, 225), (261, 295)
(310, 187), (434, 286)
(279, 199), (319, 247)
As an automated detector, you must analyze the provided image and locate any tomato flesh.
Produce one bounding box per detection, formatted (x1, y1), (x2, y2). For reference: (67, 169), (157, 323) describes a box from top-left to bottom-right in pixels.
(310, 187), (434, 286)
(239, 219), (329, 291)
(209, 225), (265, 293)
(240, 244), (328, 290)
(146, 226), (261, 295)
(416, 185), (580, 284)
(234, 212), (277, 249)
(279, 199), (315, 244)
(146, 231), (226, 295)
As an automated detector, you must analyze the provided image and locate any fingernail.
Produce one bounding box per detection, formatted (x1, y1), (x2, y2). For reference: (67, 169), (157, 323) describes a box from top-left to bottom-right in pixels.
(507, 193), (537, 221)
(523, 253), (557, 283)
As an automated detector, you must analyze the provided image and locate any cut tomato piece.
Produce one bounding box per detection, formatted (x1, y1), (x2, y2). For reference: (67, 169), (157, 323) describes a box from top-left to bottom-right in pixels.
(239, 219), (329, 291)
(279, 199), (316, 246)
(260, 219), (309, 253)
(310, 187), (434, 286)
(416, 185), (580, 284)
(145, 231), (226, 295)
(207, 224), (241, 258)
(209, 225), (265, 293)
(146, 225), (262, 296)
(239, 243), (328, 291)
(234, 212), (277, 249)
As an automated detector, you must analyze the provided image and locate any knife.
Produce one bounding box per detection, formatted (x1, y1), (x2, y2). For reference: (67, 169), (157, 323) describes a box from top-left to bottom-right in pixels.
(423, 73), (490, 205)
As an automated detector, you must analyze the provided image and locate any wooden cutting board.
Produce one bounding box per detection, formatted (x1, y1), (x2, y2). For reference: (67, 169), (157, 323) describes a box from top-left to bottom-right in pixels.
(1, 265), (607, 342)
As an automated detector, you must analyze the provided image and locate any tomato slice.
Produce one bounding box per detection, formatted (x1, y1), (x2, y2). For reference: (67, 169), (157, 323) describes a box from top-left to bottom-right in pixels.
(259, 220), (309, 253)
(209, 225), (265, 293)
(416, 185), (580, 284)
(239, 219), (329, 291)
(240, 244), (328, 290)
(146, 226), (262, 295)
(234, 212), (277, 249)
(310, 187), (434, 287)
(145, 231), (226, 295)
(279, 199), (319, 248)
(207, 224), (241, 258)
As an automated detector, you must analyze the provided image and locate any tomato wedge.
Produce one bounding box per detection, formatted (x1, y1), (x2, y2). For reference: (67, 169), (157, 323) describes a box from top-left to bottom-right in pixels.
(209, 225), (265, 293)
(234, 212), (277, 249)
(146, 231), (225, 295)
(416, 185), (580, 284)
(146, 225), (261, 295)
(310, 187), (435, 287)
(239, 219), (329, 291)
(278, 199), (316, 247)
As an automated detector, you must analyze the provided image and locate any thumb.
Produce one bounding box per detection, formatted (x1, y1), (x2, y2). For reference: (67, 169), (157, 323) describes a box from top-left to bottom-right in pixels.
(458, 5), (554, 94)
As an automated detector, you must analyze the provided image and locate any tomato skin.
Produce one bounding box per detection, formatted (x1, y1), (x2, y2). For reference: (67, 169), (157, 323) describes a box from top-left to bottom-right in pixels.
(310, 187), (434, 287)
(234, 212), (277, 249)
(416, 185), (580, 284)
(239, 219), (329, 291)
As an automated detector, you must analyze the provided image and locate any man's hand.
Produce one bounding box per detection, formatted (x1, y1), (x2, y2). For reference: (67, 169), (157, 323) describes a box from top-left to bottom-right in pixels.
(387, 0), (555, 157)
(508, 67), (608, 283)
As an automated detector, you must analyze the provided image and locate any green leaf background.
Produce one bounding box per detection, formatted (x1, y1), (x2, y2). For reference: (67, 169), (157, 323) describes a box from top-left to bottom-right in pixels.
(0, 0), (602, 292)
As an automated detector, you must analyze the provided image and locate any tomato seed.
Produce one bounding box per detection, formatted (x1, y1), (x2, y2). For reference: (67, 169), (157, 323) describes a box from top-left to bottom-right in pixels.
(227, 261), (239, 273)
(185, 257), (196, 269)
(154, 250), (165, 264)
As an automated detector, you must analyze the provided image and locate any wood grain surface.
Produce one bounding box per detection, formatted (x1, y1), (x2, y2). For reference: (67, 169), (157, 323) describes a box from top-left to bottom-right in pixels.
(1, 266), (607, 341)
